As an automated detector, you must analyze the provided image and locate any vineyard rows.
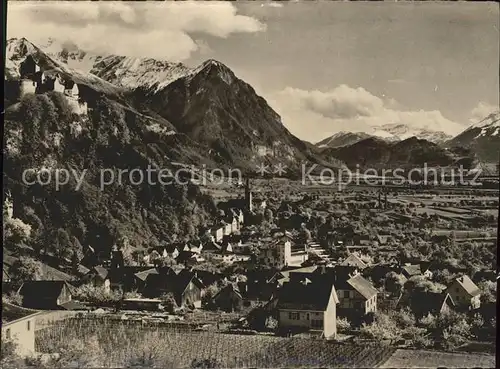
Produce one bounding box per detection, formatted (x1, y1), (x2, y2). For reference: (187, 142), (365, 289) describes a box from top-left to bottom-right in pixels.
(36, 318), (396, 368)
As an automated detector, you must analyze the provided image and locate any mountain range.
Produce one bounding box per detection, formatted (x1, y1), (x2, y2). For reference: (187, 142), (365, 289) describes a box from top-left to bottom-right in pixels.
(316, 113), (499, 168)
(5, 37), (498, 177)
(30, 38), (340, 174)
(320, 136), (478, 171)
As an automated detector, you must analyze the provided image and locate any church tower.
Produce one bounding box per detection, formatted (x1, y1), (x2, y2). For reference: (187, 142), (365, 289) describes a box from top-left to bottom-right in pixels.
(244, 178), (253, 212)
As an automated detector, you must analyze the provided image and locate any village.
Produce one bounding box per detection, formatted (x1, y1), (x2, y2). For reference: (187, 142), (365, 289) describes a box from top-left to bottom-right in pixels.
(2, 177), (497, 367)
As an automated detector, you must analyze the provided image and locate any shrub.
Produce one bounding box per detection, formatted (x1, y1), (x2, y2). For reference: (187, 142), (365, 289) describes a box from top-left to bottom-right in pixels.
(73, 284), (122, 305)
(0, 336), (20, 367)
(419, 313), (437, 329)
(336, 317), (352, 333)
(391, 308), (415, 329)
(190, 357), (222, 369)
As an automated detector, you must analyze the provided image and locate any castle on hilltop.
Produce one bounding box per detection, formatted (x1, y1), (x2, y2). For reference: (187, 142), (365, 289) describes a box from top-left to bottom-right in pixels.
(17, 55), (88, 115)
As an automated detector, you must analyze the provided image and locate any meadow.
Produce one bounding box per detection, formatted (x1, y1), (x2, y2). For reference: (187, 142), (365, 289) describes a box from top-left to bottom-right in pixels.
(379, 348), (496, 368)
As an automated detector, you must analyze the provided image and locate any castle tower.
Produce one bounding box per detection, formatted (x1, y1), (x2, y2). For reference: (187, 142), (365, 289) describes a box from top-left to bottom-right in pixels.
(244, 178), (253, 212)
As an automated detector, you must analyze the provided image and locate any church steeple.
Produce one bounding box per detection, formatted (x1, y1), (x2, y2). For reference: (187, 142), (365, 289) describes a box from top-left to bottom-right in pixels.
(245, 178), (253, 212)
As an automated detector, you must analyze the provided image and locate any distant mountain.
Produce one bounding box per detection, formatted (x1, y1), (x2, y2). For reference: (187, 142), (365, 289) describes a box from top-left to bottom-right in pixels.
(90, 55), (191, 90)
(370, 123), (453, 144)
(114, 58), (341, 173)
(38, 38), (102, 73)
(316, 131), (373, 149)
(321, 136), (472, 170)
(447, 111), (500, 163)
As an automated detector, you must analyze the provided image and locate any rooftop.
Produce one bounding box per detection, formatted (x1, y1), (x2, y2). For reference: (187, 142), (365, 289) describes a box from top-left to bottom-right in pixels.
(2, 302), (41, 325)
(276, 277), (338, 311)
(454, 275), (481, 297)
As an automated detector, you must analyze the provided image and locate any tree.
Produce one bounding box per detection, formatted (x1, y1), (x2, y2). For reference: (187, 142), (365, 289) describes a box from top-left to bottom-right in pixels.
(385, 272), (405, 295)
(71, 250), (80, 275)
(155, 256), (177, 269)
(201, 284), (220, 307)
(419, 313), (437, 329)
(477, 280), (496, 304)
(160, 292), (177, 313)
(50, 228), (73, 261)
(9, 257), (43, 289)
(360, 312), (401, 342)
(404, 275), (444, 294)
(403, 327), (431, 348)
(3, 217), (32, 250)
(299, 224), (312, 243)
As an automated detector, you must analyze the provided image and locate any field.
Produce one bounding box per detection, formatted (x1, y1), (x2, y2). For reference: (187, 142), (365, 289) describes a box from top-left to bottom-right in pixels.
(379, 349), (496, 368)
(36, 317), (396, 368)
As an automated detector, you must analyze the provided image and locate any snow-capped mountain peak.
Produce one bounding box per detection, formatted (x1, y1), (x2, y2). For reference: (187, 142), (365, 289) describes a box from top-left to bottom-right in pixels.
(447, 111), (500, 162)
(315, 131), (372, 148)
(370, 123), (452, 143)
(469, 111), (500, 131)
(90, 55), (191, 91)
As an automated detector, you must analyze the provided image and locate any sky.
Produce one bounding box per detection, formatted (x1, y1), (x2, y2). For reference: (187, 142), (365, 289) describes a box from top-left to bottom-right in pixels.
(7, 1), (500, 143)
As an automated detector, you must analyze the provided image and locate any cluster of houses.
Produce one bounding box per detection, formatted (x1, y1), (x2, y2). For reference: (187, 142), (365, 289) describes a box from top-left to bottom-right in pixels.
(2, 181), (491, 350)
(7, 240), (485, 343)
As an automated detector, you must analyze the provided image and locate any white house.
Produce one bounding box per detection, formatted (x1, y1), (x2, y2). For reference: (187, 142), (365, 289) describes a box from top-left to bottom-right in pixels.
(276, 278), (339, 339)
(2, 303), (43, 357)
(258, 236), (306, 269)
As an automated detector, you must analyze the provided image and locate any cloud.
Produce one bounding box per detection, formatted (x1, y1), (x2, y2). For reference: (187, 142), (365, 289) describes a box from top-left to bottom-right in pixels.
(7, 1), (265, 61)
(470, 102), (500, 123)
(268, 85), (465, 143)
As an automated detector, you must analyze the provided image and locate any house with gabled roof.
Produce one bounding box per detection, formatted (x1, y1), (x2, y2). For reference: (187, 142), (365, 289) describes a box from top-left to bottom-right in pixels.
(133, 268), (158, 291)
(340, 253), (368, 270)
(18, 280), (74, 310)
(201, 240), (223, 255)
(400, 262), (433, 279)
(276, 276), (338, 339)
(81, 265), (110, 291)
(408, 291), (456, 318)
(142, 267), (204, 308)
(210, 283), (245, 312)
(210, 225), (225, 242)
(446, 275), (481, 311)
(335, 273), (378, 317)
(270, 266), (318, 286)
